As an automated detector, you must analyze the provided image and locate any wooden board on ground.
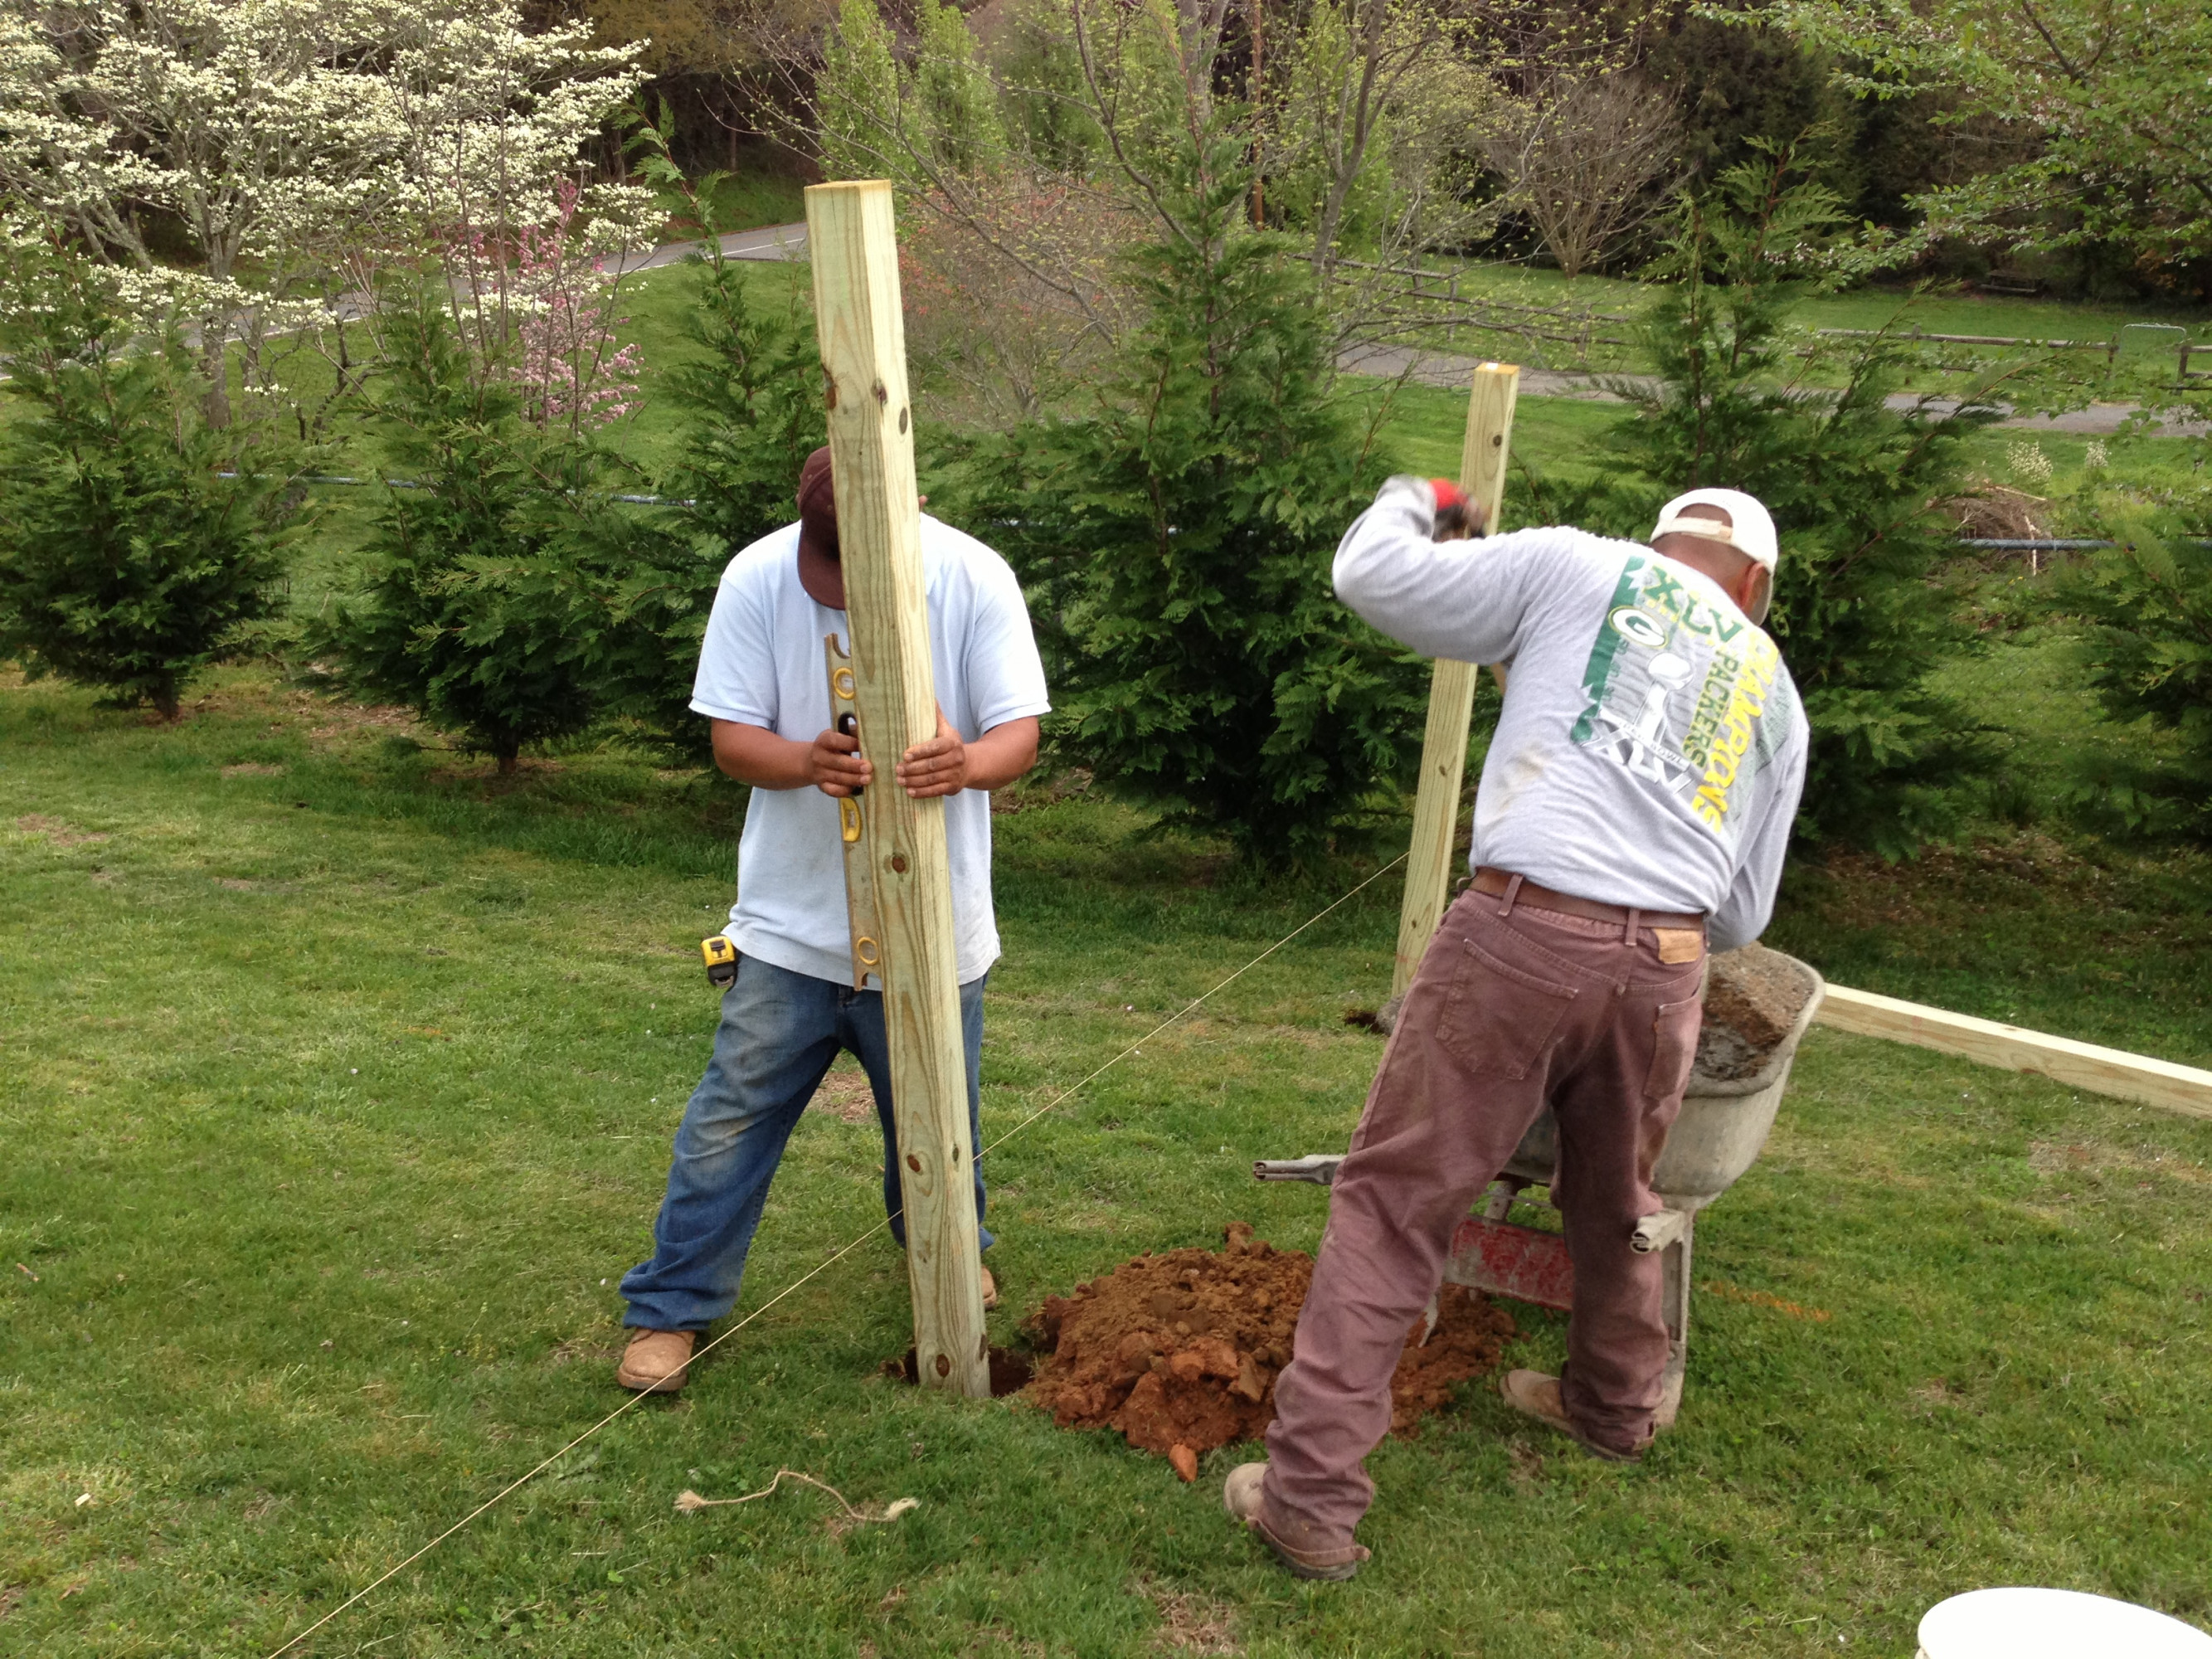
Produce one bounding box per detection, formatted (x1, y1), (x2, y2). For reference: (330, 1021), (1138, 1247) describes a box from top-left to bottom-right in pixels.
(805, 178), (990, 1398)
(1818, 985), (2212, 1120)
(1391, 363), (1520, 999)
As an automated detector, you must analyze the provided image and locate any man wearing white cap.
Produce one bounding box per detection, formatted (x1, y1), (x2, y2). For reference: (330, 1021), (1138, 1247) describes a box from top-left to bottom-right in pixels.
(1224, 478), (1807, 1579)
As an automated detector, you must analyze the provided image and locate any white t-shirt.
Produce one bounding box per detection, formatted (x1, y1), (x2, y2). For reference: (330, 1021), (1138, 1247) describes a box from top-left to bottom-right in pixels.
(691, 516), (1050, 986)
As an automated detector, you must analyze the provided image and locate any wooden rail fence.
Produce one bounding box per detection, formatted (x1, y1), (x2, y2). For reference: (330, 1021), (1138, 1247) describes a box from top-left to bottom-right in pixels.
(1818, 986), (2212, 1121)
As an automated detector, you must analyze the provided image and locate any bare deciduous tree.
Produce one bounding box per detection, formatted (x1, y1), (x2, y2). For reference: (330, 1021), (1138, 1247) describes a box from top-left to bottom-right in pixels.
(1484, 72), (1680, 278)
(898, 172), (1145, 422)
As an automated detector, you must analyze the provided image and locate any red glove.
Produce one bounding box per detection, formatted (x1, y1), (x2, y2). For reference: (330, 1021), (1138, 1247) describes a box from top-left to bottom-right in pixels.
(1428, 479), (1484, 541)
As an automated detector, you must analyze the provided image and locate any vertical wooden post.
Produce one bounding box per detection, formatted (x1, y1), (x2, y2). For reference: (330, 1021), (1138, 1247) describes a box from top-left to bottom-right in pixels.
(805, 180), (989, 1399)
(1389, 362), (1521, 1000)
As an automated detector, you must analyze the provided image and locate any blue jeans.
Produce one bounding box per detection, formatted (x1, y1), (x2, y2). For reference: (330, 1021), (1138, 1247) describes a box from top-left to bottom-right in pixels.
(620, 954), (993, 1331)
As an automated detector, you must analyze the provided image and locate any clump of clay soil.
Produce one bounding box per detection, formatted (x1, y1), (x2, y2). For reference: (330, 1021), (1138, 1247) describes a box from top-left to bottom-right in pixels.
(1694, 943), (1815, 1085)
(1023, 1223), (1515, 1479)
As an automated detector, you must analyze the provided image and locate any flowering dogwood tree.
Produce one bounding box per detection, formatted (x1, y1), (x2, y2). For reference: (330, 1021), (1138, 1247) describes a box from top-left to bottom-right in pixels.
(0, 0), (652, 424)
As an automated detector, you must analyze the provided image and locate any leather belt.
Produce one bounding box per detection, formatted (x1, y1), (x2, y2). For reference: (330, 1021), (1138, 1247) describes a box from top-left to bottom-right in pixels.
(1470, 867), (1705, 933)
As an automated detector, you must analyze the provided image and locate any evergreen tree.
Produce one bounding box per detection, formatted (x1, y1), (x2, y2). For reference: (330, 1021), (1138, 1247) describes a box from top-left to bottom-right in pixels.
(593, 251), (828, 766)
(912, 0), (1008, 175)
(0, 287), (301, 719)
(2054, 514), (2212, 843)
(1528, 144), (1999, 856)
(659, 259), (827, 562)
(312, 293), (609, 772)
(580, 112), (832, 769)
(817, 0), (1006, 185)
(817, 0), (904, 182)
(957, 126), (1426, 862)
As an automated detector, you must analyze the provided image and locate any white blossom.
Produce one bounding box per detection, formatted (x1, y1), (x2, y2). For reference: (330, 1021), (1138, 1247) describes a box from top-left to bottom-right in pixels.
(0, 0), (652, 417)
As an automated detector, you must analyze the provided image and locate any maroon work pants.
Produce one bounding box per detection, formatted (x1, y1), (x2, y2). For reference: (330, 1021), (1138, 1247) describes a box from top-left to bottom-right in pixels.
(1262, 884), (1706, 1552)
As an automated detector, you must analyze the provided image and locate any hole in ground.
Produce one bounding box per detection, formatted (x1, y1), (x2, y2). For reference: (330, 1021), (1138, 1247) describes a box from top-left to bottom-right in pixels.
(883, 1346), (1033, 1397)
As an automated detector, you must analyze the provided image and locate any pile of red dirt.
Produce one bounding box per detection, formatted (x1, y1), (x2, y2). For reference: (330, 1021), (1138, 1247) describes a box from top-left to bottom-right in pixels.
(1694, 943), (1816, 1084)
(1023, 1224), (1516, 1480)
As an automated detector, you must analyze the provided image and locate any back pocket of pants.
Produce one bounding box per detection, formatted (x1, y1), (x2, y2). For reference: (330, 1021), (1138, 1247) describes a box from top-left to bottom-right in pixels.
(1642, 996), (1703, 1100)
(1437, 935), (1580, 1081)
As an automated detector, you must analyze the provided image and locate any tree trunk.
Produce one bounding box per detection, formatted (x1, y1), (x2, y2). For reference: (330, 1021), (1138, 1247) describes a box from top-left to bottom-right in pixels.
(1248, 0), (1265, 227)
(153, 685), (182, 722)
(497, 748), (519, 776)
(201, 322), (231, 430)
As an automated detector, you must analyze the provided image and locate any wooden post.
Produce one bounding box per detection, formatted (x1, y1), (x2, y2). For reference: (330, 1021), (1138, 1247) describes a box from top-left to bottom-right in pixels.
(1816, 986), (2212, 1120)
(1389, 362), (1521, 1000)
(805, 180), (989, 1399)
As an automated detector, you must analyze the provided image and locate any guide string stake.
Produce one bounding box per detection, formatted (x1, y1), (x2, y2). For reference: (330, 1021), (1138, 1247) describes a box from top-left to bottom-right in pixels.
(260, 851), (1407, 1658)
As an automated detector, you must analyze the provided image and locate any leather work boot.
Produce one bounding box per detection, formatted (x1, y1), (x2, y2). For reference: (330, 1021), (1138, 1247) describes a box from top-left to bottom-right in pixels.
(980, 1263), (999, 1311)
(616, 1328), (697, 1394)
(1222, 1462), (1370, 1581)
(1500, 1369), (1644, 1463)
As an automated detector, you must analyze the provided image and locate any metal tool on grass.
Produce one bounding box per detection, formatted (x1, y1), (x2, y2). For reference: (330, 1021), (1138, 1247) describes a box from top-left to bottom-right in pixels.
(1255, 953), (1826, 1424)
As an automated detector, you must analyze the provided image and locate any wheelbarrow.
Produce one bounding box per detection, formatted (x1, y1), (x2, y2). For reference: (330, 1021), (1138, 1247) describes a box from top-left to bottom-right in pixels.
(1255, 951), (1826, 1432)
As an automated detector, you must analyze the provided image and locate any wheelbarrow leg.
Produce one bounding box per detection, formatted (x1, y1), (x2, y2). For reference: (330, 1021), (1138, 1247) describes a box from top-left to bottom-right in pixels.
(1655, 1220), (1692, 1431)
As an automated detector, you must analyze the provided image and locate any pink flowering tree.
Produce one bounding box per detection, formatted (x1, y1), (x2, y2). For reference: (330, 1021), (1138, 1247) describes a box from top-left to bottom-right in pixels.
(427, 179), (646, 438)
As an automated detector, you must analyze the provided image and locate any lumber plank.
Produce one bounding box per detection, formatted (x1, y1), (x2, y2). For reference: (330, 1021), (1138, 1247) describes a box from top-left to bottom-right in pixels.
(805, 179), (990, 1398)
(1817, 985), (2212, 1119)
(1391, 363), (1520, 998)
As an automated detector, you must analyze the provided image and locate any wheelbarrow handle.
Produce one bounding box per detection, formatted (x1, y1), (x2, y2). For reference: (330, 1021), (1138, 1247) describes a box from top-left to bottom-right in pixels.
(1253, 1155), (1344, 1186)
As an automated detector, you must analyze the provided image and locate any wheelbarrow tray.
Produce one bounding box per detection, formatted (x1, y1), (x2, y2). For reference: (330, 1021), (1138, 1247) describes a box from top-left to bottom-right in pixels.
(1497, 952), (1827, 1208)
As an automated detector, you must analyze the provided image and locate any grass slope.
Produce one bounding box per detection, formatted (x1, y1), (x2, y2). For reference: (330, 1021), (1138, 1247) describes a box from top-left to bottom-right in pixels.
(3, 672), (2209, 1657)
(1365, 346), (2208, 513)
(1380, 260), (2210, 383)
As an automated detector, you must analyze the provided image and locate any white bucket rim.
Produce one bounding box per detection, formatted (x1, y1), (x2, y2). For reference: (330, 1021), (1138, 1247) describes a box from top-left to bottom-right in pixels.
(1919, 1587), (2212, 1658)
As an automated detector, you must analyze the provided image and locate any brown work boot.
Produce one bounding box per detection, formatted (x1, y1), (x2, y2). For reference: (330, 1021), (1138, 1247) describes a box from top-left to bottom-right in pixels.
(1223, 1462), (1370, 1581)
(1500, 1369), (1644, 1463)
(616, 1327), (696, 1394)
(980, 1263), (999, 1311)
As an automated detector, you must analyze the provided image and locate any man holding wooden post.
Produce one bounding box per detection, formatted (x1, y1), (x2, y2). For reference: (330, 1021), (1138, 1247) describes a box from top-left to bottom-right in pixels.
(1227, 452), (1808, 1576)
(616, 182), (1047, 1399)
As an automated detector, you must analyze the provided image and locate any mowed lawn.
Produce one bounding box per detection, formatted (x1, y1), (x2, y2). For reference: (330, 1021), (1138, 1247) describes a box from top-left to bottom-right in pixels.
(3, 669), (2210, 1658)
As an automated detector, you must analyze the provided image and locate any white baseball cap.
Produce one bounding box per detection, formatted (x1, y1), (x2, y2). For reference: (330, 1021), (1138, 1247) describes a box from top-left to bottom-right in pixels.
(1650, 488), (1778, 571)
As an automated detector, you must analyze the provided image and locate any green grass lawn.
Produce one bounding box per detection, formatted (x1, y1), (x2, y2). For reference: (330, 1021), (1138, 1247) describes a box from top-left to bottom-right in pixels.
(1365, 372), (2207, 536)
(1379, 261), (2210, 419)
(4, 669), (2210, 1657)
(692, 173), (809, 236)
(1399, 258), (2212, 341)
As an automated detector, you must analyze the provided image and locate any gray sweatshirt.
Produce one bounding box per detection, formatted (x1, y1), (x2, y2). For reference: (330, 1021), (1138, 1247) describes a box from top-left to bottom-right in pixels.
(1336, 477), (1807, 951)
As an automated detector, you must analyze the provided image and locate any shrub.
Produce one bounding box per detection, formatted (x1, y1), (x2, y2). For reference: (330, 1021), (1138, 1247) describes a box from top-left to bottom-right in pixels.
(592, 250), (827, 766)
(954, 127), (1426, 863)
(2054, 516), (2212, 842)
(572, 111), (832, 768)
(1523, 145), (2000, 859)
(310, 292), (612, 772)
(0, 291), (302, 719)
